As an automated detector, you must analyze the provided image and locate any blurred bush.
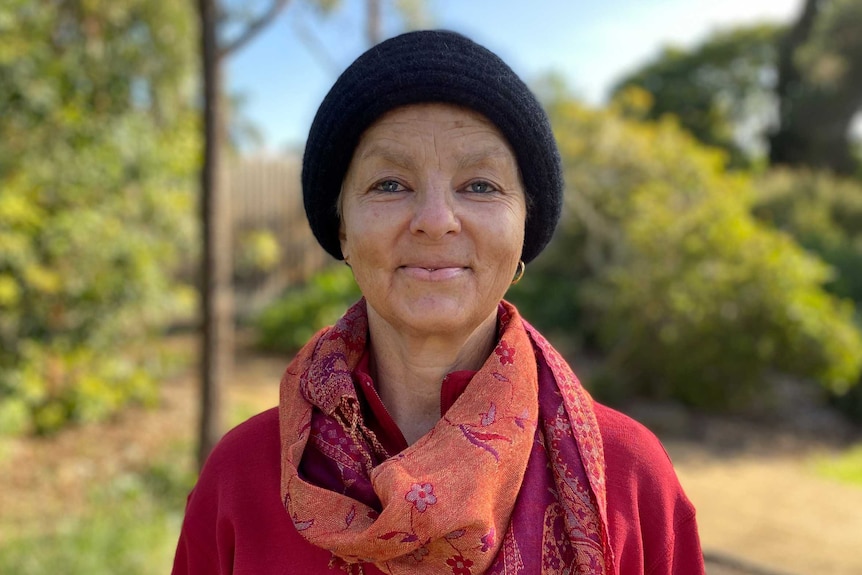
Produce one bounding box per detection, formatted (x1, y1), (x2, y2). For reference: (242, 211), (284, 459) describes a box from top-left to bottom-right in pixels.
(752, 169), (862, 305)
(0, 0), (198, 434)
(235, 228), (281, 279)
(255, 265), (361, 353)
(751, 169), (862, 420)
(511, 89), (862, 409)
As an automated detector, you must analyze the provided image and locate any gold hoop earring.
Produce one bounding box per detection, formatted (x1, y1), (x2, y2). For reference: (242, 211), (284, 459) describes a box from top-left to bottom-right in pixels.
(511, 260), (525, 285)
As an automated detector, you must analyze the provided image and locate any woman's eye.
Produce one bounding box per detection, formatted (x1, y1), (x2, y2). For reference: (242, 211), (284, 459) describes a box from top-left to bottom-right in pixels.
(373, 180), (405, 193)
(465, 181), (497, 194)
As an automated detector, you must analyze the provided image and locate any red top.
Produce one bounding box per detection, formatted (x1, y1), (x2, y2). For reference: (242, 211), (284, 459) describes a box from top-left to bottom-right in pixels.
(172, 357), (704, 575)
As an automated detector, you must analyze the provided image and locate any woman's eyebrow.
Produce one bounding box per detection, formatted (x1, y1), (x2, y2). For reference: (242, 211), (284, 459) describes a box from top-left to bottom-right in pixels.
(356, 142), (513, 172)
(457, 146), (513, 170)
(357, 144), (416, 170)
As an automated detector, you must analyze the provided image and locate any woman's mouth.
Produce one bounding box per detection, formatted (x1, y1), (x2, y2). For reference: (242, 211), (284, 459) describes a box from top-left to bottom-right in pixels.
(400, 265), (467, 281)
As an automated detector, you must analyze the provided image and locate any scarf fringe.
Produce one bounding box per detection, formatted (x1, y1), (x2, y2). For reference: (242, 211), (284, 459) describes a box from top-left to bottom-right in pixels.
(329, 554), (365, 575)
(334, 395), (390, 469)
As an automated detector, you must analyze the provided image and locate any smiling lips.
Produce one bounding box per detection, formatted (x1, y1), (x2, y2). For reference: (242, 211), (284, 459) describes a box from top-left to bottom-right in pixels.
(400, 265), (467, 281)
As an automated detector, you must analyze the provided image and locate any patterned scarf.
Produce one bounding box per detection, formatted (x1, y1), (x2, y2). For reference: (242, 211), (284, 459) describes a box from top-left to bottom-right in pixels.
(279, 300), (615, 574)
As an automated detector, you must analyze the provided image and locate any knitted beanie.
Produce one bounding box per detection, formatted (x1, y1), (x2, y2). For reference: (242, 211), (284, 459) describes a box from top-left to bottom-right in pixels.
(302, 29), (563, 263)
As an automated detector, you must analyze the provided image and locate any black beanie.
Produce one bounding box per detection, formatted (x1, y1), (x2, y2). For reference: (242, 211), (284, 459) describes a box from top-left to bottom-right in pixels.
(301, 29), (563, 264)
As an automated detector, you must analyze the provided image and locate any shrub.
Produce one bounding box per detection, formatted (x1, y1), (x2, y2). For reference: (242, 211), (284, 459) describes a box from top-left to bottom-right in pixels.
(750, 169), (862, 420)
(235, 228), (281, 281)
(511, 92), (862, 409)
(595, 180), (861, 406)
(255, 265), (361, 353)
(752, 168), (862, 305)
(0, 0), (198, 434)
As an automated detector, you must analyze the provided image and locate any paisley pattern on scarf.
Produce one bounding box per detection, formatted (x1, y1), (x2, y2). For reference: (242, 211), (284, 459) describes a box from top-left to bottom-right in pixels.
(279, 299), (614, 574)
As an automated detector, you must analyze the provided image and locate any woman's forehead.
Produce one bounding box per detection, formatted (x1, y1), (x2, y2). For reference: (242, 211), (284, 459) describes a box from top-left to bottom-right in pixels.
(354, 103), (515, 162)
(366, 102), (496, 131)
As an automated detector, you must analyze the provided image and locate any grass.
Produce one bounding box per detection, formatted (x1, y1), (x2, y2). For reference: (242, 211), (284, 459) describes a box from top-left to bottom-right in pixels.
(0, 391), (271, 575)
(0, 445), (196, 575)
(814, 443), (862, 486)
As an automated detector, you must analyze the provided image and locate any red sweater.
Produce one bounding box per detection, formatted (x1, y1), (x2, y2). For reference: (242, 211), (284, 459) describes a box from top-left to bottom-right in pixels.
(172, 402), (703, 574)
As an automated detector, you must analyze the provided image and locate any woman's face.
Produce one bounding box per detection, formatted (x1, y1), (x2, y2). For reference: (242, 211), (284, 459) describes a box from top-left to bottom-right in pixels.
(339, 103), (526, 339)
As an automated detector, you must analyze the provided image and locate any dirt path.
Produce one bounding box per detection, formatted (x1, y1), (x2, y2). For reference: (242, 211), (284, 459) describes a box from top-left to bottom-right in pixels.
(2, 337), (860, 574)
(668, 436), (862, 575)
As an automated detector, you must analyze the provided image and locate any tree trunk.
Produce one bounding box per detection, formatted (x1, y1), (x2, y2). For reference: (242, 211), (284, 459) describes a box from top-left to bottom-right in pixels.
(769, 0), (822, 169)
(768, 0), (859, 174)
(197, 0), (233, 470)
(195, 0), (292, 471)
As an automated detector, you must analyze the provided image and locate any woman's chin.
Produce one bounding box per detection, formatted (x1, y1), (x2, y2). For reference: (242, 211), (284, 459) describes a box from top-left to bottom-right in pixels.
(375, 296), (492, 338)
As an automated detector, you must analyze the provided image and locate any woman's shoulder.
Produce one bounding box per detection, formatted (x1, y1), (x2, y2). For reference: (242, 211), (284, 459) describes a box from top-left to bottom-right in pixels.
(591, 401), (704, 573)
(180, 408), (282, 535)
(592, 401), (677, 476)
(590, 400), (695, 517)
(201, 406), (281, 477)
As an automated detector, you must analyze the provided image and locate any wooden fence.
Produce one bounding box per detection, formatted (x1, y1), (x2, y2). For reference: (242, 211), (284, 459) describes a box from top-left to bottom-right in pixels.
(228, 156), (332, 319)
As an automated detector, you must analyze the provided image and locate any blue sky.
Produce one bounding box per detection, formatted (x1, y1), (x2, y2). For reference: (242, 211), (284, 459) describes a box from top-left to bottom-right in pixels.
(228, 0), (802, 153)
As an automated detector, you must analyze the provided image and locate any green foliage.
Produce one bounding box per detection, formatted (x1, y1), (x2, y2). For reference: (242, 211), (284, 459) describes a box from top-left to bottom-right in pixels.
(255, 265), (362, 353)
(0, 0), (199, 433)
(511, 93), (862, 409)
(235, 228), (281, 279)
(612, 4), (862, 174)
(751, 168), (862, 420)
(752, 169), (862, 304)
(611, 24), (783, 168)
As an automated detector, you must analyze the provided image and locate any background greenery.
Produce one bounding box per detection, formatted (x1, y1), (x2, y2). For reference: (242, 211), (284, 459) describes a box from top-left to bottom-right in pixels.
(509, 91), (862, 409)
(3, 0), (862, 571)
(4, 0), (860, 433)
(0, 0), (199, 434)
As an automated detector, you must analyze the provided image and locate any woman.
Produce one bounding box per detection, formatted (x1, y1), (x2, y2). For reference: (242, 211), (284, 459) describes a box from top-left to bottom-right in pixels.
(173, 30), (704, 574)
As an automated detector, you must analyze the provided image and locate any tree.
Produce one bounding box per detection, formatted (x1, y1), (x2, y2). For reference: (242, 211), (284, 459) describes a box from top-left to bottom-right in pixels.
(612, 1), (862, 175)
(196, 0), (290, 469)
(296, 0), (429, 65)
(769, 0), (862, 174)
(611, 24), (783, 168)
(195, 0), (429, 467)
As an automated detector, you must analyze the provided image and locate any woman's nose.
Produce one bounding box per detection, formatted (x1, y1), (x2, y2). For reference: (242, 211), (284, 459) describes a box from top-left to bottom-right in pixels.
(409, 183), (461, 239)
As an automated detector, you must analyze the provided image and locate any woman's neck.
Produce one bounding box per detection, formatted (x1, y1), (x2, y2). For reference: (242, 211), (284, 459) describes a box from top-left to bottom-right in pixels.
(366, 308), (498, 445)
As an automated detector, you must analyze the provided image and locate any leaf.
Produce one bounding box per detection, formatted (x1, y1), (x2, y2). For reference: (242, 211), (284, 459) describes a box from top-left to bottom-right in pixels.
(470, 431), (510, 442)
(459, 425), (500, 461)
(481, 403), (496, 426)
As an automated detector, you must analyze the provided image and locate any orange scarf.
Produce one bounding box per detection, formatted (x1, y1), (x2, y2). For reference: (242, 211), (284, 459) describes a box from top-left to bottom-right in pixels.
(279, 300), (613, 574)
